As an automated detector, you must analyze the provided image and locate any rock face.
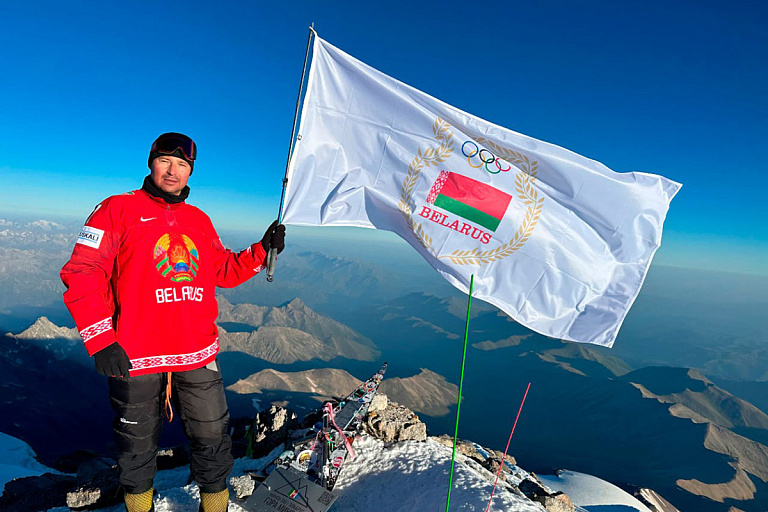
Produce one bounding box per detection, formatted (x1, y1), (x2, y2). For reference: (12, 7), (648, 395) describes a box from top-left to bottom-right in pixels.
(363, 395), (427, 442)
(0, 473), (76, 512)
(534, 492), (575, 512)
(634, 487), (681, 512)
(247, 405), (298, 459)
(0, 446), (193, 511)
(217, 296), (379, 364)
(431, 434), (522, 485)
(430, 435), (573, 512)
(231, 474), (256, 500)
(65, 457), (121, 509)
(518, 478), (575, 512)
(431, 434), (515, 465)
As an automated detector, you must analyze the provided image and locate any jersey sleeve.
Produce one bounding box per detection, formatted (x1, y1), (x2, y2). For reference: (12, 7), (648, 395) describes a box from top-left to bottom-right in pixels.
(60, 198), (121, 356)
(208, 224), (268, 288)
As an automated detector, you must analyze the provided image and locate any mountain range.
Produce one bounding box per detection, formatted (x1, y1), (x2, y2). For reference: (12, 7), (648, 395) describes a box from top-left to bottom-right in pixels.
(228, 367), (458, 417)
(328, 291), (768, 512)
(1, 216), (767, 511)
(6, 298), (768, 511)
(217, 296), (379, 364)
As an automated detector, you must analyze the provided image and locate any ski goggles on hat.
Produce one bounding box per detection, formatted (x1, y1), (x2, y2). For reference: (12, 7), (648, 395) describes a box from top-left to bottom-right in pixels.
(151, 133), (197, 161)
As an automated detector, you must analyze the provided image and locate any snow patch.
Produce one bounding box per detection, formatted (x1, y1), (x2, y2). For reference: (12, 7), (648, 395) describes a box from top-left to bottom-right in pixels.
(29, 220), (64, 230)
(0, 432), (55, 494)
(537, 470), (652, 512)
(332, 437), (543, 512)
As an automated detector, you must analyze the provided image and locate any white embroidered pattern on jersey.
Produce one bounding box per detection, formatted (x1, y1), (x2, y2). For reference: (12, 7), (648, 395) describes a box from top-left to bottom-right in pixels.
(80, 317), (113, 343)
(130, 339), (219, 371)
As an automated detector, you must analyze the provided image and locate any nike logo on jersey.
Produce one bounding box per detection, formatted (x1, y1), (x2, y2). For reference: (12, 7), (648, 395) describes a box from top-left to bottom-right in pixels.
(140, 217), (157, 222)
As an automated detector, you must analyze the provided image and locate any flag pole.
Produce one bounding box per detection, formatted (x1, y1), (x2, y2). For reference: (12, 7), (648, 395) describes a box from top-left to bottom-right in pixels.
(445, 274), (474, 512)
(267, 22), (315, 282)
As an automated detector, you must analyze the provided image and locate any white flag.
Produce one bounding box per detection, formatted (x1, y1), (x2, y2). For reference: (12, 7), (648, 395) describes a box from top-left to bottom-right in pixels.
(283, 35), (681, 347)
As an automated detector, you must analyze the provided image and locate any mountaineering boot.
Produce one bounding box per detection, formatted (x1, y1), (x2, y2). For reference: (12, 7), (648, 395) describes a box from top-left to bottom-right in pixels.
(124, 488), (154, 512)
(199, 488), (229, 512)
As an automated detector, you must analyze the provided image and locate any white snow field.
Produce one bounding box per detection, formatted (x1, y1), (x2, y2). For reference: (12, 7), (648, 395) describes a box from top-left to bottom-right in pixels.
(0, 432), (54, 494)
(331, 437), (543, 511)
(538, 470), (653, 512)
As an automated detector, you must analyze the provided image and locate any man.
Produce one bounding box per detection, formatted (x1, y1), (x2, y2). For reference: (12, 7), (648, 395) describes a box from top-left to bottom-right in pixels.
(60, 132), (285, 512)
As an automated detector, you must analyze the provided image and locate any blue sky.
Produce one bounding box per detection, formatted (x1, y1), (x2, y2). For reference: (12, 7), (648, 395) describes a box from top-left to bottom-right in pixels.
(0, 0), (766, 275)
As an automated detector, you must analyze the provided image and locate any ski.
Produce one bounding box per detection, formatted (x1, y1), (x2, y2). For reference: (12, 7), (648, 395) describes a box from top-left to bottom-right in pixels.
(244, 362), (388, 511)
(321, 362), (387, 490)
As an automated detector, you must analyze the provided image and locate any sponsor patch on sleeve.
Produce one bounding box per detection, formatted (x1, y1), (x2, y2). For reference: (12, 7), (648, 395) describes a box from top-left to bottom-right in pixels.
(76, 226), (105, 249)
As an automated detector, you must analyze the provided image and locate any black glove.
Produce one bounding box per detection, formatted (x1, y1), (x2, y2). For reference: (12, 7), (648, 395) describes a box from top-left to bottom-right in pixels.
(260, 220), (286, 254)
(94, 342), (132, 378)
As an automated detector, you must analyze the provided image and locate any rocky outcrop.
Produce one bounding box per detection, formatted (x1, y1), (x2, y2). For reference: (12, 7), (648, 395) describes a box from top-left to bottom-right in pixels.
(430, 435), (573, 512)
(65, 457), (121, 509)
(534, 492), (575, 512)
(231, 474), (257, 500)
(517, 478), (574, 512)
(363, 395), (427, 442)
(246, 405), (298, 459)
(431, 434), (516, 468)
(0, 473), (76, 512)
(634, 487), (681, 512)
(0, 447), (191, 511)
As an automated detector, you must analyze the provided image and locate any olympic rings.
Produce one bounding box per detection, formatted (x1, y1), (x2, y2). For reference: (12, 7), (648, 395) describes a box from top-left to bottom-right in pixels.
(461, 140), (512, 174)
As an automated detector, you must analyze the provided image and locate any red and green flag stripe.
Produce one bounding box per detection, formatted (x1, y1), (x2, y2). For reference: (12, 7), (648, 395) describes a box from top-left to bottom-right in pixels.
(427, 171), (511, 232)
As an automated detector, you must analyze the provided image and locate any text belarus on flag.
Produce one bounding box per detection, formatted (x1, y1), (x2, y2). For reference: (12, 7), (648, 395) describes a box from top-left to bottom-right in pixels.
(283, 34), (681, 347)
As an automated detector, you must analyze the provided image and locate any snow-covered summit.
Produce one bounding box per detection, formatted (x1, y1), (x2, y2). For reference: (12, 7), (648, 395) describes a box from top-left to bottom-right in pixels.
(29, 220), (65, 231)
(538, 471), (653, 512)
(0, 430), (670, 512)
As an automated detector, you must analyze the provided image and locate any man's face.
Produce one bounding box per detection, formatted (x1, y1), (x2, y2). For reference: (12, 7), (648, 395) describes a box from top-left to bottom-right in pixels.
(150, 155), (192, 196)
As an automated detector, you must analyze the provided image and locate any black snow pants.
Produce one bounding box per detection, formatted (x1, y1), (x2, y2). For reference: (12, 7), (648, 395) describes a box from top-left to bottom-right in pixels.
(108, 363), (234, 494)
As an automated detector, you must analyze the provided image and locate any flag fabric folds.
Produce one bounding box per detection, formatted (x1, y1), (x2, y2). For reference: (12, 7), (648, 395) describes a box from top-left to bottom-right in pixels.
(282, 34), (681, 347)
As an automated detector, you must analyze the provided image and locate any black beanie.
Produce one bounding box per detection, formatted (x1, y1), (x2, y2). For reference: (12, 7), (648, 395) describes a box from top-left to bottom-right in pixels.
(148, 148), (194, 173)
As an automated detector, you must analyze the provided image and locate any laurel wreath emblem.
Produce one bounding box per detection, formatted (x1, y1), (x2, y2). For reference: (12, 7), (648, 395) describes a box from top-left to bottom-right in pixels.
(397, 118), (455, 251)
(397, 119), (544, 266)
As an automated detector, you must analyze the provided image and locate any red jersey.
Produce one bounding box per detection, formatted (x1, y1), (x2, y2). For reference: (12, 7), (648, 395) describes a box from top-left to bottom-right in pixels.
(60, 189), (267, 376)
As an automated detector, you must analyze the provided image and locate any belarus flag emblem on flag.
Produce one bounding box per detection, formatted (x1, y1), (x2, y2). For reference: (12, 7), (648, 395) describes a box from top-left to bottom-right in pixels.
(426, 171), (512, 232)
